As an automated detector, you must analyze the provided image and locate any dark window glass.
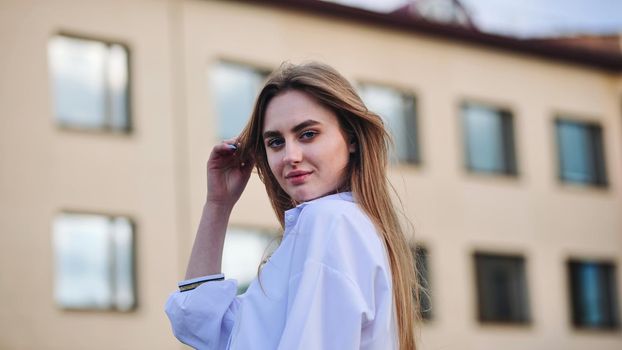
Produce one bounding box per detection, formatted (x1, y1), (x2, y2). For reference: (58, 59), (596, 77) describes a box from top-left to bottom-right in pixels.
(556, 119), (607, 186)
(48, 35), (130, 132)
(474, 253), (529, 323)
(53, 213), (135, 311)
(568, 260), (619, 329)
(210, 62), (269, 140)
(463, 103), (516, 175)
(413, 246), (432, 320)
(359, 84), (419, 164)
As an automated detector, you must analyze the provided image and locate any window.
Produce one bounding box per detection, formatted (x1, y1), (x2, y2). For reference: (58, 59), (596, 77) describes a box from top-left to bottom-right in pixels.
(358, 84), (419, 164)
(222, 227), (276, 294)
(474, 253), (529, 323)
(53, 213), (135, 311)
(48, 34), (130, 132)
(556, 119), (607, 186)
(568, 260), (619, 329)
(413, 246), (432, 320)
(210, 62), (269, 140)
(462, 102), (517, 175)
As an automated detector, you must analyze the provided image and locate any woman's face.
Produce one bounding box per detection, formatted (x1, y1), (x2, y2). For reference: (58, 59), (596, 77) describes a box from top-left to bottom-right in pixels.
(262, 90), (354, 203)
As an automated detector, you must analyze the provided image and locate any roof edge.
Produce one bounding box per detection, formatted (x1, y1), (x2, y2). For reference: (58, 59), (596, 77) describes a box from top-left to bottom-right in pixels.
(230, 0), (622, 73)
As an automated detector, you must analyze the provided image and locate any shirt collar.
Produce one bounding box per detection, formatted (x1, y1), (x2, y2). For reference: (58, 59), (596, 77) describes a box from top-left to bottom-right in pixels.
(283, 192), (354, 231)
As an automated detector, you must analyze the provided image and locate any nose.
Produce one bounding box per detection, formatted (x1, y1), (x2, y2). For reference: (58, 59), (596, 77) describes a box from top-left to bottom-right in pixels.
(282, 141), (302, 165)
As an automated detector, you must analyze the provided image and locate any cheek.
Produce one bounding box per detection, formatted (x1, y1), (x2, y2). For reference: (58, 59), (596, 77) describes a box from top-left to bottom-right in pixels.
(314, 140), (349, 171)
(266, 153), (281, 178)
(331, 137), (350, 159)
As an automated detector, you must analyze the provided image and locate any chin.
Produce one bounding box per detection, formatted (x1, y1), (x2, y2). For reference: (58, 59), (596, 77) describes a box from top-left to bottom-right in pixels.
(288, 190), (315, 204)
(289, 189), (336, 204)
(291, 194), (312, 204)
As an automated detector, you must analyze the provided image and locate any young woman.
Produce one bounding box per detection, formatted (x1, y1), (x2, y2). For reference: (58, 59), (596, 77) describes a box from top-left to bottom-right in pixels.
(166, 62), (420, 349)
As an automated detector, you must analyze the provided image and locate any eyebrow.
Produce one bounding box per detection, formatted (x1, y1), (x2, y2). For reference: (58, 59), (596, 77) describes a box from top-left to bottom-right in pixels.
(263, 119), (321, 139)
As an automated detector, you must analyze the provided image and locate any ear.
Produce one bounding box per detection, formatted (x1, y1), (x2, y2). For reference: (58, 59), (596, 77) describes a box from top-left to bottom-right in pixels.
(348, 138), (357, 153)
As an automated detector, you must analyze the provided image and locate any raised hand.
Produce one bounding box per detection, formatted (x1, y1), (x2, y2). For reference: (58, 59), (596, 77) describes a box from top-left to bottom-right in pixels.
(205, 138), (255, 208)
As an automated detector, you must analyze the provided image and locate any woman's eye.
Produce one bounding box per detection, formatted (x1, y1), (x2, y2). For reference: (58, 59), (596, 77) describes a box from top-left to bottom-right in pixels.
(300, 130), (317, 140)
(267, 138), (284, 148)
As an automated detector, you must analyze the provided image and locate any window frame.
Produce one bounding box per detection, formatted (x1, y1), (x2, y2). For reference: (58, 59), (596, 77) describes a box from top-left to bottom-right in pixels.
(554, 117), (608, 187)
(412, 244), (432, 320)
(567, 258), (620, 330)
(209, 59), (271, 141)
(221, 225), (278, 295)
(48, 32), (133, 134)
(356, 80), (421, 166)
(461, 100), (518, 176)
(52, 210), (137, 312)
(473, 252), (531, 324)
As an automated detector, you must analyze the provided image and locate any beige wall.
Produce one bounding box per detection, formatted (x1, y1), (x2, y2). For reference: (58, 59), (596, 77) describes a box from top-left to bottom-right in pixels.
(0, 0), (181, 349)
(1, 0), (621, 349)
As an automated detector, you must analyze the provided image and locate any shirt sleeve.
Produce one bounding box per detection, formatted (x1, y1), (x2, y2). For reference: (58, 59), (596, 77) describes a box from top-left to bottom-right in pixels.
(165, 278), (240, 349)
(277, 260), (369, 350)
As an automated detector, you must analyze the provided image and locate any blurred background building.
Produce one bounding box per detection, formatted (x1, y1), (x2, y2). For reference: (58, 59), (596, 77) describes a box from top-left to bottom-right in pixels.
(1, 0), (621, 349)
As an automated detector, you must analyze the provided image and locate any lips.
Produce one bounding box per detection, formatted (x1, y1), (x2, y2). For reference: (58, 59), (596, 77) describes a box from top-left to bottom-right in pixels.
(285, 170), (313, 185)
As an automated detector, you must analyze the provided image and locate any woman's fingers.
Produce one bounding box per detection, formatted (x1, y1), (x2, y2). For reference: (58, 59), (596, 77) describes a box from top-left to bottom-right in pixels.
(208, 139), (251, 172)
(205, 138), (253, 204)
(212, 140), (238, 155)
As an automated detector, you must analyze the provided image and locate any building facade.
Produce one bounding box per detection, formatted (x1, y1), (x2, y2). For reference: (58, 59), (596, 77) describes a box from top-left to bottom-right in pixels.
(1, 0), (621, 349)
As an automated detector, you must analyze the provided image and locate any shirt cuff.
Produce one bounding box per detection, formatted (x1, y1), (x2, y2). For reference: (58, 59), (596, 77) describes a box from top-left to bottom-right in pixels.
(178, 273), (225, 292)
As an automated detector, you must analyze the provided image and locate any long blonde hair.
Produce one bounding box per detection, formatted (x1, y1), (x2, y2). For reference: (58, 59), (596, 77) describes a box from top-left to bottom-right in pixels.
(238, 61), (420, 350)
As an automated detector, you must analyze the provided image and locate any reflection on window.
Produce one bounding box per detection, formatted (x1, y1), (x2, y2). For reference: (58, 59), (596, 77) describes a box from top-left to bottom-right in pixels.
(568, 260), (619, 329)
(474, 253), (529, 324)
(48, 35), (130, 132)
(222, 227), (276, 294)
(358, 84), (419, 164)
(412, 245), (432, 320)
(53, 213), (135, 311)
(463, 103), (516, 175)
(210, 62), (269, 140)
(556, 119), (607, 186)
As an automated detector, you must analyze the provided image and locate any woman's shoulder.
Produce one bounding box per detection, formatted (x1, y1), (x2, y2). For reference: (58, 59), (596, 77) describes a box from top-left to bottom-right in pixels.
(293, 193), (388, 274)
(287, 193), (392, 303)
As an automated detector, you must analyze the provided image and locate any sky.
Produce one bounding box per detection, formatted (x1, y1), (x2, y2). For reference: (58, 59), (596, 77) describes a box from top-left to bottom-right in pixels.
(324, 0), (622, 38)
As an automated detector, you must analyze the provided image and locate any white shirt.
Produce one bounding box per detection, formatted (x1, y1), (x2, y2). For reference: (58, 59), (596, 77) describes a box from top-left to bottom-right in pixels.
(165, 192), (397, 349)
